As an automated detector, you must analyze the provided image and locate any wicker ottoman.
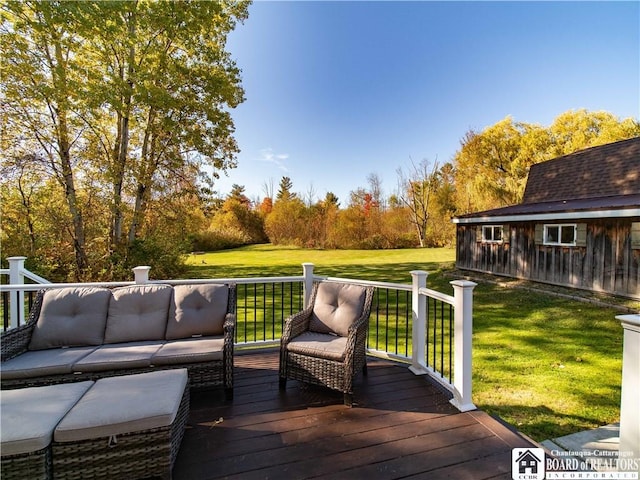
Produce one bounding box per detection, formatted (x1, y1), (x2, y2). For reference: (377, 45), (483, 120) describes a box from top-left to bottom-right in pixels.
(53, 369), (189, 480)
(1, 381), (94, 480)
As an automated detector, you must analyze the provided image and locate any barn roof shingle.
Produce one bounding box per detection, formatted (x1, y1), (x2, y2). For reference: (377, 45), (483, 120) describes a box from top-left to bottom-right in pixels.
(522, 137), (640, 204)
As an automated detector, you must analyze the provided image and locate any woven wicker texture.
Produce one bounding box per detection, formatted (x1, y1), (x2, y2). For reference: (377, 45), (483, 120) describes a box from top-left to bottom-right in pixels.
(0, 446), (52, 480)
(279, 281), (374, 405)
(52, 384), (189, 480)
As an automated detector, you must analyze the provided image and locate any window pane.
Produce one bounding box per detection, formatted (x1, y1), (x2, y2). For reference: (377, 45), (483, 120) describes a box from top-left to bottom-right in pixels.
(494, 227), (502, 242)
(547, 226), (559, 243)
(561, 226), (575, 244)
(483, 226), (493, 241)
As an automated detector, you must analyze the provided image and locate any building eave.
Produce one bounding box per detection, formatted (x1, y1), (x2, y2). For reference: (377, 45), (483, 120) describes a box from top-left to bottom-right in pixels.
(452, 208), (640, 224)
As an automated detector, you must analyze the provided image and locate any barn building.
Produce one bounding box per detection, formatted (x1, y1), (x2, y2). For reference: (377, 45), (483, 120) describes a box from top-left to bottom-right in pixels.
(453, 137), (640, 299)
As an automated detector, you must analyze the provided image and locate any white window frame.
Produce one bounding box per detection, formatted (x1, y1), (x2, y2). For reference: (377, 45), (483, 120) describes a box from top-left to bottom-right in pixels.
(482, 225), (504, 243)
(543, 223), (577, 246)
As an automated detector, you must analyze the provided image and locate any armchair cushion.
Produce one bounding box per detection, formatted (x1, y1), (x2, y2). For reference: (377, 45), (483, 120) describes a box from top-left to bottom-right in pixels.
(28, 287), (111, 350)
(104, 285), (172, 344)
(286, 332), (347, 362)
(166, 284), (228, 340)
(309, 283), (367, 337)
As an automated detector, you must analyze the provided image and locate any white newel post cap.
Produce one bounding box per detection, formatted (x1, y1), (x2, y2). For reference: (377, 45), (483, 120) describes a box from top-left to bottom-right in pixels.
(133, 266), (151, 284)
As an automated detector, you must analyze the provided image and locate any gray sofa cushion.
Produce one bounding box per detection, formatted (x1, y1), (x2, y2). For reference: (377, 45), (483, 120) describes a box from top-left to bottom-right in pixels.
(309, 283), (367, 337)
(166, 284), (229, 340)
(54, 369), (188, 443)
(28, 287), (111, 350)
(72, 341), (165, 373)
(1, 381), (94, 456)
(104, 285), (172, 344)
(0, 346), (98, 380)
(151, 337), (225, 365)
(287, 331), (347, 361)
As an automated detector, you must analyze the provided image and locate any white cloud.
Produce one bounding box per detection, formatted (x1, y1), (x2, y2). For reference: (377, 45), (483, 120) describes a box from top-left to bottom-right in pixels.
(259, 148), (290, 172)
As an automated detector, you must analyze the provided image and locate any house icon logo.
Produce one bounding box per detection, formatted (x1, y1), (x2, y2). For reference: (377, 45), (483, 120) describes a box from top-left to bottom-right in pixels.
(512, 448), (545, 480)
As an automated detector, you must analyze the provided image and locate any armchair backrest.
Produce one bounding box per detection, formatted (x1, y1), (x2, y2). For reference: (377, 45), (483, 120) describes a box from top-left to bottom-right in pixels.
(308, 282), (372, 337)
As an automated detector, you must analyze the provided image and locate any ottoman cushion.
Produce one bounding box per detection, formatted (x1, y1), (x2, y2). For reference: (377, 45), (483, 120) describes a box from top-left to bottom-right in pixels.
(1, 381), (94, 456)
(54, 369), (188, 443)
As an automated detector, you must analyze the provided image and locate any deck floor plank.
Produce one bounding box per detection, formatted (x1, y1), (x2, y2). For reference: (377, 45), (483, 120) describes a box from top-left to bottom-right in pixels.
(173, 349), (534, 480)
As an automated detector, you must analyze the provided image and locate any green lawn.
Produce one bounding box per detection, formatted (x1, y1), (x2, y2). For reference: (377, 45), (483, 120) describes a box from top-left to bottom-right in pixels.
(183, 244), (627, 442)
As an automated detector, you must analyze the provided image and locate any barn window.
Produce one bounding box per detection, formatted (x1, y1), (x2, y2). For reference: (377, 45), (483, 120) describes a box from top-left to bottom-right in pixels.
(482, 225), (503, 243)
(544, 224), (576, 246)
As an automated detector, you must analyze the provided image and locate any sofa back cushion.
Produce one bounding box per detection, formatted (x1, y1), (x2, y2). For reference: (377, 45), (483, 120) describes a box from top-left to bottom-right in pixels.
(104, 285), (172, 344)
(28, 287), (111, 350)
(308, 282), (367, 337)
(166, 284), (229, 340)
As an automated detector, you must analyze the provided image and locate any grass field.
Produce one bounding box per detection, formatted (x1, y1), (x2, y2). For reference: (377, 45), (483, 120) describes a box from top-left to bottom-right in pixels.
(184, 244), (628, 442)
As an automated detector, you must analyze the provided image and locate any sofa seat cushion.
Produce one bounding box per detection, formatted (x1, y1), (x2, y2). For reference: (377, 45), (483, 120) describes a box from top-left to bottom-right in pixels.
(309, 283), (367, 337)
(54, 369), (188, 443)
(1, 381), (94, 456)
(0, 346), (98, 380)
(72, 341), (165, 373)
(29, 287), (112, 350)
(104, 284), (173, 344)
(151, 337), (224, 366)
(287, 331), (347, 361)
(166, 284), (229, 340)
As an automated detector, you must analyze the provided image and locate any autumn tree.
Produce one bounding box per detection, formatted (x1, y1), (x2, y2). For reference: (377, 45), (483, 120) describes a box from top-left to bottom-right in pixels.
(210, 185), (267, 245)
(453, 111), (639, 214)
(1, 1), (249, 279)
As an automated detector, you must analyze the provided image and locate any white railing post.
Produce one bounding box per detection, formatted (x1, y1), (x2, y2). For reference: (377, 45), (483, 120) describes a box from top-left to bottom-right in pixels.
(616, 314), (640, 467)
(409, 270), (428, 375)
(302, 263), (314, 309)
(8, 256), (27, 328)
(132, 266), (151, 284)
(450, 280), (477, 412)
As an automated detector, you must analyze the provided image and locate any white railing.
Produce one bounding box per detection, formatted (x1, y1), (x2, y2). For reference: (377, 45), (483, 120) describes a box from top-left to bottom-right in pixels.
(1, 256), (51, 329)
(616, 314), (640, 465)
(1, 257), (476, 412)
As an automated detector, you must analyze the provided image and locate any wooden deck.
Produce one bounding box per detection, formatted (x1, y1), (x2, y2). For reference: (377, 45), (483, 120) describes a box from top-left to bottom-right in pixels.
(173, 349), (535, 480)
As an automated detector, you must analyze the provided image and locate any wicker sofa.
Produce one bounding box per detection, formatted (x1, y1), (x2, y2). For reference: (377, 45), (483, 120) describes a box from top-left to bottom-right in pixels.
(0, 283), (236, 399)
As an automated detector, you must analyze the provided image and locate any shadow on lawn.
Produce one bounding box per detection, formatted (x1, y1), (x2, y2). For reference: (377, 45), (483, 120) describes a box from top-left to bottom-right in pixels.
(484, 402), (618, 441)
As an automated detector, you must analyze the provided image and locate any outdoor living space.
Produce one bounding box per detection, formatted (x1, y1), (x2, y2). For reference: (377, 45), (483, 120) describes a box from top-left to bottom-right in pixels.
(1, 260), (535, 479)
(175, 349), (534, 479)
(2, 258), (639, 479)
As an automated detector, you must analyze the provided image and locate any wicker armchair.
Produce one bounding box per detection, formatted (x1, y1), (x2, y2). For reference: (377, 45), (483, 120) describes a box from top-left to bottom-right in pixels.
(279, 281), (374, 406)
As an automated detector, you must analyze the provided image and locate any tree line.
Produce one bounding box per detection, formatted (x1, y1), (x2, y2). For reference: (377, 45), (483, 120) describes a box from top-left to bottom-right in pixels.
(197, 109), (638, 255)
(1, 3), (638, 282)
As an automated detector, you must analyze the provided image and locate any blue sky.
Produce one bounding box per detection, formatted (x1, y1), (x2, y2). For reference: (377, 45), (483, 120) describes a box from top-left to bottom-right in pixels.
(218, 0), (639, 204)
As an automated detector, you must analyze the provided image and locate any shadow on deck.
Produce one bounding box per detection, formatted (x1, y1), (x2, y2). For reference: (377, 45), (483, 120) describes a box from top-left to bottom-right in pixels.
(174, 349), (534, 480)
